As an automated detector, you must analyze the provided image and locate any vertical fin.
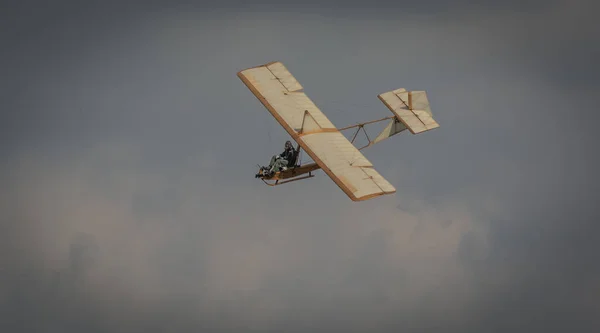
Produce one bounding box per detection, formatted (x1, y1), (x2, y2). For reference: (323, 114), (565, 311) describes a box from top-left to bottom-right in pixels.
(372, 119), (407, 144)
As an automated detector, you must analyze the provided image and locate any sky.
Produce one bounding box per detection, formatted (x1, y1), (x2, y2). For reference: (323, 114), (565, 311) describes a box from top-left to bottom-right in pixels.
(1, 0), (599, 332)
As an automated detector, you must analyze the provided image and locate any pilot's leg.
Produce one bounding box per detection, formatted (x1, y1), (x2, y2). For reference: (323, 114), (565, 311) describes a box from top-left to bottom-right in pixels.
(271, 159), (288, 172)
(279, 159), (289, 171)
(268, 155), (278, 167)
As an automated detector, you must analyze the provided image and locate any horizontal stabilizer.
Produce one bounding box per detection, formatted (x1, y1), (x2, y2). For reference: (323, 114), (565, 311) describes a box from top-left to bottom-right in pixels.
(378, 88), (439, 134)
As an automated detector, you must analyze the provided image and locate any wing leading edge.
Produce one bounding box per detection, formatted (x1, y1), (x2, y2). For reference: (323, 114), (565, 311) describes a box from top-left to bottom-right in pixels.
(238, 61), (396, 201)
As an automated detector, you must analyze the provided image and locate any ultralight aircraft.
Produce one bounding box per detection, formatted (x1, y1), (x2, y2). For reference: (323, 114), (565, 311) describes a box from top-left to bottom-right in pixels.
(238, 61), (439, 202)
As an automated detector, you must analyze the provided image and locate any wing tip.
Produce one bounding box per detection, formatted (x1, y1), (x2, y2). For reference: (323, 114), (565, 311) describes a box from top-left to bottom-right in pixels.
(236, 61), (282, 76)
(349, 190), (397, 202)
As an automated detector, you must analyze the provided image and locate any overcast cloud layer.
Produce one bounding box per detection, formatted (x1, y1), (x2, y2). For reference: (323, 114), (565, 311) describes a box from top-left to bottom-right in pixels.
(2, 1), (599, 332)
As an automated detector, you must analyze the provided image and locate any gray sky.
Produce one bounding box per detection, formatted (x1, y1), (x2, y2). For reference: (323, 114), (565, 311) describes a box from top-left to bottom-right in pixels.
(2, 0), (599, 332)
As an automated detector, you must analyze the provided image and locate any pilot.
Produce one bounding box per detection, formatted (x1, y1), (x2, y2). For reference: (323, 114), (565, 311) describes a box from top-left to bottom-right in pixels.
(257, 140), (296, 177)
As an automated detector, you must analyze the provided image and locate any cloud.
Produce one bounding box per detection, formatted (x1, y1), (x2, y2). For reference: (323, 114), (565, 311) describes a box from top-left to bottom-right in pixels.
(0, 138), (496, 331)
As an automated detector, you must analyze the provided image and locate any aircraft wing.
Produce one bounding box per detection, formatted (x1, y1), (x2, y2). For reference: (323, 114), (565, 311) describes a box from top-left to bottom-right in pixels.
(378, 88), (439, 134)
(238, 61), (396, 201)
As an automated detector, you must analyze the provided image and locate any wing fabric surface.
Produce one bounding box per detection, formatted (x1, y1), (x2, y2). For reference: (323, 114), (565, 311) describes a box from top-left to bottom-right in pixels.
(378, 88), (439, 134)
(238, 61), (396, 201)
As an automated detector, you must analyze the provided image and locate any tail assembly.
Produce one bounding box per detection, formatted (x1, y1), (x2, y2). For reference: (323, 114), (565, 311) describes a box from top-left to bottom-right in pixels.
(377, 88), (439, 135)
